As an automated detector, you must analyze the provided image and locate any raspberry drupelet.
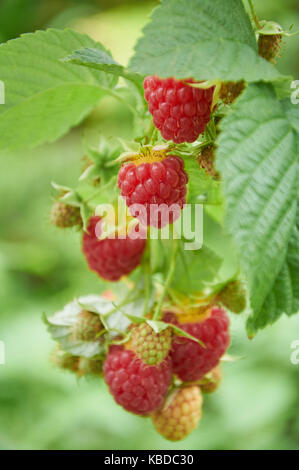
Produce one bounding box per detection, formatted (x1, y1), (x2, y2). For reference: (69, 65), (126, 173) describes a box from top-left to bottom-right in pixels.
(144, 76), (215, 143)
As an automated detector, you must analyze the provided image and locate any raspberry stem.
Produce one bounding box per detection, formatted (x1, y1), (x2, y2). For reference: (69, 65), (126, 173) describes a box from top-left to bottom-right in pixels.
(142, 250), (151, 315)
(153, 238), (178, 321)
(106, 88), (146, 129)
(105, 280), (142, 316)
(247, 0), (260, 30)
(85, 176), (117, 204)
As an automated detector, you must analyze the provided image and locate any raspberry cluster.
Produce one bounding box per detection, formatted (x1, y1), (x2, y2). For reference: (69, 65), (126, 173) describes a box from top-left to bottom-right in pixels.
(50, 300), (230, 439)
(101, 305), (230, 440)
(82, 216), (146, 281)
(117, 154), (188, 228)
(47, 63), (235, 440)
(144, 76), (215, 143)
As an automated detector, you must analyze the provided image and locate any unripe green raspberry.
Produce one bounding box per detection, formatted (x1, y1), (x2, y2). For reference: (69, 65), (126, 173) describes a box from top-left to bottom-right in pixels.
(51, 347), (79, 373)
(77, 357), (103, 377)
(131, 323), (172, 365)
(50, 201), (82, 228)
(218, 281), (246, 313)
(71, 310), (103, 342)
(151, 386), (203, 441)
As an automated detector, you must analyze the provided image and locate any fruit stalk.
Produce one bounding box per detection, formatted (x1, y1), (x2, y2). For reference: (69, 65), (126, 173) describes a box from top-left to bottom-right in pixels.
(153, 238), (178, 321)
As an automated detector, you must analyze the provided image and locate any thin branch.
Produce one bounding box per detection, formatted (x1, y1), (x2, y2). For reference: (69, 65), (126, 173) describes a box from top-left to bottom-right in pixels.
(153, 238), (178, 320)
(248, 0), (260, 29)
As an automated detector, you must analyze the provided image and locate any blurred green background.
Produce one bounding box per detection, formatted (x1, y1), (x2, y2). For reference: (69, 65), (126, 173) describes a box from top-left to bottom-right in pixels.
(0, 0), (298, 450)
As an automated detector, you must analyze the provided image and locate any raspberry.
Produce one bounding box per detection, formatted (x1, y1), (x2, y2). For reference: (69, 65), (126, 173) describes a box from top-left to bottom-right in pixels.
(199, 365), (222, 393)
(71, 310), (103, 342)
(258, 34), (282, 63)
(144, 76), (215, 143)
(51, 346), (103, 378)
(50, 201), (82, 228)
(82, 216), (146, 281)
(51, 347), (79, 373)
(117, 153), (188, 228)
(169, 306), (230, 382)
(77, 357), (103, 377)
(151, 386), (203, 441)
(103, 346), (172, 415)
(218, 281), (246, 314)
(130, 323), (172, 365)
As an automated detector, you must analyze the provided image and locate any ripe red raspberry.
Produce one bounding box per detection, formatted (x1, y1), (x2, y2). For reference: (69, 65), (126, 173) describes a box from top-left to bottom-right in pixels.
(117, 154), (188, 228)
(82, 216), (146, 282)
(151, 386), (203, 441)
(144, 76), (215, 143)
(169, 307), (230, 382)
(103, 346), (172, 415)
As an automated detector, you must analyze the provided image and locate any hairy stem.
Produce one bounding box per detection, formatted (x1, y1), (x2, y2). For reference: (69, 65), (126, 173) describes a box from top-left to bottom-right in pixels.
(248, 0), (260, 29)
(142, 248), (151, 316)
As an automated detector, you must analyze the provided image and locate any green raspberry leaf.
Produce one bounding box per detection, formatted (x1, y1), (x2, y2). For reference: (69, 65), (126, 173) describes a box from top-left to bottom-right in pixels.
(247, 200), (299, 335)
(146, 320), (169, 333)
(146, 320), (205, 347)
(63, 47), (144, 95)
(0, 29), (117, 151)
(217, 82), (298, 328)
(130, 0), (281, 82)
(203, 211), (240, 288)
(171, 241), (222, 294)
(150, 237), (222, 293)
(183, 157), (222, 205)
(121, 313), (146, 325)
(281, 98), (299, 133)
